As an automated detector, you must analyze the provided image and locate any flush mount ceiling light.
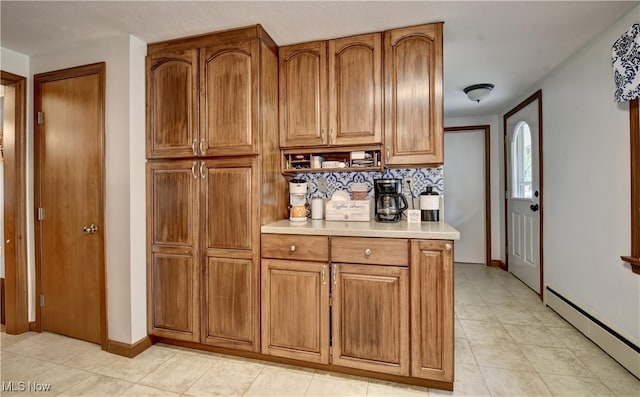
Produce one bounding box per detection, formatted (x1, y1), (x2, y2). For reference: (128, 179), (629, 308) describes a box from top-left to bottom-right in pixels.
(463, 83), (495, 103)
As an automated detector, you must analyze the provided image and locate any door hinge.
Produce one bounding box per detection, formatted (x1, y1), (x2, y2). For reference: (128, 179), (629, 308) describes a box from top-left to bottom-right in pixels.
(39, 294), (45, 307)
(37, 207), (44, 221)
(505, 191), (510, 199)
(37, 112), (44, 125)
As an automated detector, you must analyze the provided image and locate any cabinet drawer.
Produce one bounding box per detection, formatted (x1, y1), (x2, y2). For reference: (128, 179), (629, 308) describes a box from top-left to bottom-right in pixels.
(261, 234), (329, 262)
(331, 237), (408, 266)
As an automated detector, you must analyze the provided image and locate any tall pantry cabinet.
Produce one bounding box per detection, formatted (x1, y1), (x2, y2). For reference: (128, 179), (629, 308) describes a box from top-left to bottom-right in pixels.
(146, 25), (287, 351)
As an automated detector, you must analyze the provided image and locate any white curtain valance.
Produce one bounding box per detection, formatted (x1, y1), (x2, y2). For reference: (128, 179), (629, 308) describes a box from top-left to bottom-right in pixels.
(612, 23), (640, 102)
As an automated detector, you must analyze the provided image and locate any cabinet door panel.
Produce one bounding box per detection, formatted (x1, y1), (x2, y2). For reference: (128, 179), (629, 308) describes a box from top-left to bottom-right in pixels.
(410, 240), (454, 382)
(201, 40), (257, 156)
(261, 259), (330, 363)
(332, 264), (409, 375)
(149, 163), (198, 247)
(203, 257), (256, 350)
(202, 158), (256, 253)
(385, 24), (443, 166)
(150, 253), (199, 341)
(147, 161), (199, 341)
(279, 42), (327, 147)
(329, 34), (382, 145)
(147, 49), (199, 158)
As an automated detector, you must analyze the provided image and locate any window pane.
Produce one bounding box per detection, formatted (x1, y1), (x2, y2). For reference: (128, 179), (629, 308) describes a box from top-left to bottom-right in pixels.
(511, 122), (532, 199)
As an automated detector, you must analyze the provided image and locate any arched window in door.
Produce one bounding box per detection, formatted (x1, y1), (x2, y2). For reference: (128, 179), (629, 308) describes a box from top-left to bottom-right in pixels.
(511, 121), (532, 199)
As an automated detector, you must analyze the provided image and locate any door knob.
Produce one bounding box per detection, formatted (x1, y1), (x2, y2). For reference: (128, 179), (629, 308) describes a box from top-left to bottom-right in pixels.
(530, 204), (539, 212)
(83, 224), (98, 234)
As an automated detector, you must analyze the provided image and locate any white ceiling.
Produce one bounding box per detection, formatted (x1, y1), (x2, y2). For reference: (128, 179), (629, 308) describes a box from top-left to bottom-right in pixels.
(1, 1), (637, 117)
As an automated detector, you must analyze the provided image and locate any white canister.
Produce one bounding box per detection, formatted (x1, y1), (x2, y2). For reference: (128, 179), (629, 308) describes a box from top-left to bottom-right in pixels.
(311, 197), (324, 220)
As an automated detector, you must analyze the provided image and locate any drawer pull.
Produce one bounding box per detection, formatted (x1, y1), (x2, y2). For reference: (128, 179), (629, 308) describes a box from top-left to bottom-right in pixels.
(364, 248), (372, 256)
(289, 245), (296, 252)
(445, 243), (452, 251)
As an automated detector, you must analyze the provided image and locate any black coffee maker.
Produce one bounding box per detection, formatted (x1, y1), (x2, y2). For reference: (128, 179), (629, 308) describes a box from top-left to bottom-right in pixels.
(374, 179), (408, 222)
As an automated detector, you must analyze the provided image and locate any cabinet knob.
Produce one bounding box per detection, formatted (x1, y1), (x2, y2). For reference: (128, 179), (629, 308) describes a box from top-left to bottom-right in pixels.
(289, 245), (296, 252)
(445, 243), (452, 251)
(364, 248), (372, 256)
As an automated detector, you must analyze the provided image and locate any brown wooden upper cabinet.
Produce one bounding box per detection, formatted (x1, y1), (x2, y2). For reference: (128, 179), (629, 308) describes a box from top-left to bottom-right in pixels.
(146, 49), (199, 159)
(279, 33), (383, 148)
(384, 23), (444, 166)
(147, 33), (261, 158)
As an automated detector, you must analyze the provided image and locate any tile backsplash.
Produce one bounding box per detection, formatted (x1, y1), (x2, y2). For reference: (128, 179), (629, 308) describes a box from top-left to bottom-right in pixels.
(293, 167), (443, 200)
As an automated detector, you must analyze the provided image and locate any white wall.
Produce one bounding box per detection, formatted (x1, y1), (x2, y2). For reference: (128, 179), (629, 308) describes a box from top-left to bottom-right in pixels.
(508, 7), (639, 344)
(445, 115), (504, 262)
(128, 36), (148, 343)
(28, 34), (147, 344)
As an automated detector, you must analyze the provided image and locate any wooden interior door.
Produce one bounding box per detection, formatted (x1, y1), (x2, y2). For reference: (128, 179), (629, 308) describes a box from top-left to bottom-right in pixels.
(34, 63), (106, 345)
(1, 71), (28, 334)
(329, 33), (382, 146)
(331, 263), (409, 376)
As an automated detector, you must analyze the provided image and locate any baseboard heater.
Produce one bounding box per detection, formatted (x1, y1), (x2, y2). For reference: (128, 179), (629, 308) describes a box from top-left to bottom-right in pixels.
(546, 286), (639, 379)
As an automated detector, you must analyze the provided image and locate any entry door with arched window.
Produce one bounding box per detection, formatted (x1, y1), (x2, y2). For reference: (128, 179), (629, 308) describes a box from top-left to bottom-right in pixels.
(505, 93), (542, 295)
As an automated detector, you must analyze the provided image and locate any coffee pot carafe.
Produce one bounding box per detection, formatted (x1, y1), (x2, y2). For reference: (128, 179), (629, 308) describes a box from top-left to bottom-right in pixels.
(374, 179), (408, 222)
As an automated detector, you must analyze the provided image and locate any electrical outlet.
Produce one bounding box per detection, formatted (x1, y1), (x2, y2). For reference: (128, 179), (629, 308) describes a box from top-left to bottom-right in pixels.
(402, 177), (414, 193)
(317, 177), (328, 193)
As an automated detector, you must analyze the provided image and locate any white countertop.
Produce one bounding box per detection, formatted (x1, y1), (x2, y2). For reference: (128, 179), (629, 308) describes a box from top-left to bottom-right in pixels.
(261, 219), (460, 240)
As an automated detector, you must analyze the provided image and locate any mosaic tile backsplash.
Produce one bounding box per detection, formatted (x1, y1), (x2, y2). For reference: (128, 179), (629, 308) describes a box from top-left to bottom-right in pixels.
(294, 167), (443, 199)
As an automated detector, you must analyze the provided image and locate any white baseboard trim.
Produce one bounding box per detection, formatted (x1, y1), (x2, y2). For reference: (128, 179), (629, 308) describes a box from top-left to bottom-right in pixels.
(545, 286), (639, 379)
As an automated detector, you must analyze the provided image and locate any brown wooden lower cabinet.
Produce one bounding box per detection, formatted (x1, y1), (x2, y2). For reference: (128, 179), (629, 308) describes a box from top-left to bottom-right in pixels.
(332, 263), (409, 376)
(259, 234), (453, 386)
(150, 232), (454, 389)
(261, 259), (330, 363)
(202, 256), (257, 351)
(410, 239), (454, 382)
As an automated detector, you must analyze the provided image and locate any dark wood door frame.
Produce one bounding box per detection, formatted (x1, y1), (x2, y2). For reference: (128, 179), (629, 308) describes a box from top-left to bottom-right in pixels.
(1, 70), (29, 334)
(444, 125), (491, 267)
(621, 98), (639, 273)
(34, 63), (108, 349)
(503, 90), (544, 298)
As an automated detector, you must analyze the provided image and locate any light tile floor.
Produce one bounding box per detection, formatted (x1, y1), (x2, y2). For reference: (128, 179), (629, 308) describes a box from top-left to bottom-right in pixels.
(1, 263), (638, 396)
